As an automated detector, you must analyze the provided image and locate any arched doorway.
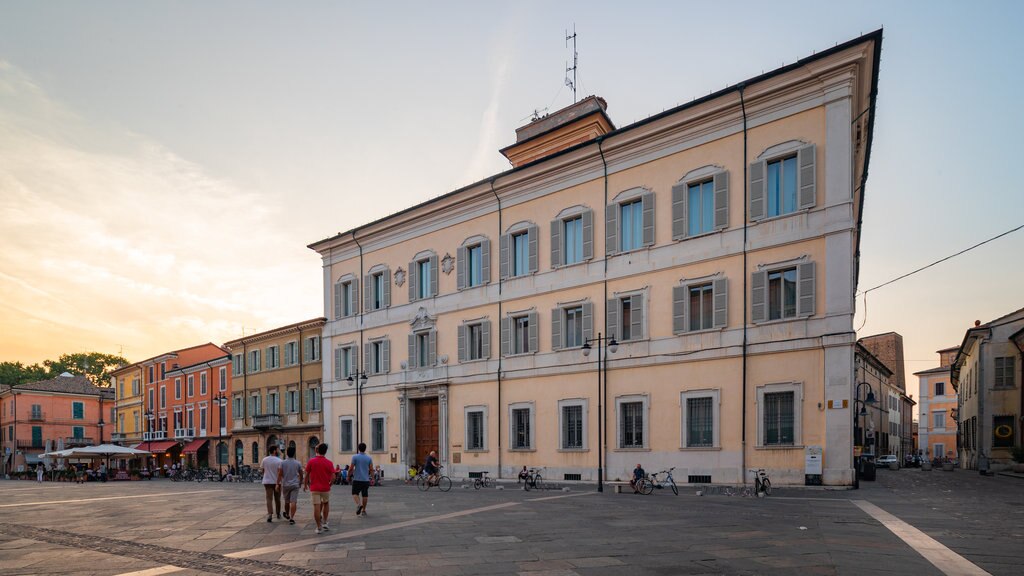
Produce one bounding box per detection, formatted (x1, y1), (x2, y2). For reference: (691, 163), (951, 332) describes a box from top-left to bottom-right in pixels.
(267, 435), (279, 455)
(217, 442), (228, 468)
(308, 436), (320, 460)
(251, 441), (259, 464)
(287, 440), (296, 458)
(235, 440), (243, 466)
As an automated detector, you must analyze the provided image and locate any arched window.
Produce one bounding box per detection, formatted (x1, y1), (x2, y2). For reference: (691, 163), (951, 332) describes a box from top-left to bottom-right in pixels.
(288, 440), (296, 458)
(309, 436), (320, 459)
(217, 442), (228, 465)
(235, 440), (243, 465)
(267, 435), (278, 455)
(251, 441), (259, 464)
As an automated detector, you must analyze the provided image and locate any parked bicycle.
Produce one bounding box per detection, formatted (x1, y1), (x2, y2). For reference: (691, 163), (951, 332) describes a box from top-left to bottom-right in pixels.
(417, 465), (452, 492)
(749, 468), (771, 496)
(522, 467), (545, 491)
(473, 472), (493, 490)
(636, 467), (678, 495)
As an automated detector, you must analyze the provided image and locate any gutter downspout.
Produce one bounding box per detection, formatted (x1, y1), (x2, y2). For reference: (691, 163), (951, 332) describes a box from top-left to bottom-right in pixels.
(596, 136), (609, 484)
(352, 231), (365, 447)
(489, 177), (502, 479)
(978, 336), (988, 473)
(738, 84), (750, 485)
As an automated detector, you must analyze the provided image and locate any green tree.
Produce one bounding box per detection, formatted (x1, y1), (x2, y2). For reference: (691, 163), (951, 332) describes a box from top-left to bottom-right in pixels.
(0, 361), (48, 387)
(44, 352), (129, 387)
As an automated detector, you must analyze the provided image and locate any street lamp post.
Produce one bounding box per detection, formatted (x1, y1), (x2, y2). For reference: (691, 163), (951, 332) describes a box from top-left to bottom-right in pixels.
(582, 333), (617, 493)
(213, 392), (228, 477)
(144, 409), (154, 472)
(347, 372), (368, 446)
(853, 381), (877, 489)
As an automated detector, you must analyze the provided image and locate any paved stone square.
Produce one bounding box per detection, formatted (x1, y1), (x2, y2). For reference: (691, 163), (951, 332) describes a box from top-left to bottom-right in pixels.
(1, 469), (1021, 575)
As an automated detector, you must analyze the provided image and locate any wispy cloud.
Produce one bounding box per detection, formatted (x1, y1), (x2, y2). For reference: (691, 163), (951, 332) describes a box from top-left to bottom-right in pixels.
(457, 29), (516, 186)
(0, 61), (322, 363)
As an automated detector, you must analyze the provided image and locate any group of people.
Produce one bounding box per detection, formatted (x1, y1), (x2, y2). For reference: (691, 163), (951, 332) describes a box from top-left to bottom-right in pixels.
(258, 441), (374, 534)
(404, 450), (440, 484)
(334, 463), (384, 486)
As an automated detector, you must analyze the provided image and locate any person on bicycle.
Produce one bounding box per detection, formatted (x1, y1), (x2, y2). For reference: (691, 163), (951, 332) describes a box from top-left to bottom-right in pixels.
(630, 463), (646, 494)
(424, 450), (439, 484)
(518, 466), (529, 484)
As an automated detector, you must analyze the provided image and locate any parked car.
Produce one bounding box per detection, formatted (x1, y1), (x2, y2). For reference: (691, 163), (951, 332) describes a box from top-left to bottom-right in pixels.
(877, 455), (899, 468)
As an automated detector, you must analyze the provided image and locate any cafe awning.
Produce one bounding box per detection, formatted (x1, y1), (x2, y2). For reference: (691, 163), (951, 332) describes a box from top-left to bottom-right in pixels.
(132, 440), (179, 453)
(182, 439), (208, 454)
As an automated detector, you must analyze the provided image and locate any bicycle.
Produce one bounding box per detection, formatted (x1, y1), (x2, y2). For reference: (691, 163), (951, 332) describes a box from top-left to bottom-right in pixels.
(749, 468), (771, 496)
(417, 465), (452, 492)
(473, 472), (493, 490)
(637, 467), (678, 495)
(522, 467), (545, 491)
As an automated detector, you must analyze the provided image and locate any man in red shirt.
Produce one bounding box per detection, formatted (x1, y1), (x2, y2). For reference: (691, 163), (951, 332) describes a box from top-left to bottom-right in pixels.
(303, 442), (335, 534)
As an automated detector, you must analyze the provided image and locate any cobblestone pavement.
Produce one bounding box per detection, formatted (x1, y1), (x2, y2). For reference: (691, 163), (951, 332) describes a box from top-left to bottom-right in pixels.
(0, 470), (1021, 575)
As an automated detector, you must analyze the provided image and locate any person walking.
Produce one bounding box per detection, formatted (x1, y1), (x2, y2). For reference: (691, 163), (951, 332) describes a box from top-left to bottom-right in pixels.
(304, 443), (335, 534)
(350, 442), (373, 517)
(280, 445), (304, 525)
(259, 444), (283, 522)
(36, 464), (44, 483)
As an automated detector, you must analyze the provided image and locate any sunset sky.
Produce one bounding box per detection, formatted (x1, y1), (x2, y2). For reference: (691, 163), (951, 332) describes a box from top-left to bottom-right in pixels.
(1, 1), (1021, 395)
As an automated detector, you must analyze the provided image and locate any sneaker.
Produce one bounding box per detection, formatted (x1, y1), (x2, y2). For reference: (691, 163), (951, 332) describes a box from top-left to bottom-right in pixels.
(289, 519), (295, 525)
(267, 515), (273, 523)
(322, 522), (330, 530)
(356, 505), (363, 516)
(315, 527), (321, 534)
(283, 512), (290, 520)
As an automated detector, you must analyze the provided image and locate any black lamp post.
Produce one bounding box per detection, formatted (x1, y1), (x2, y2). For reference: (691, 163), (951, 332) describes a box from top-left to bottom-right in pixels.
(144, 409), (154, 470)
(853, 381), (877, 489)
(213, 392), (228, 476)
(347, 371), (368, 446)
(582, 332), (617, 493)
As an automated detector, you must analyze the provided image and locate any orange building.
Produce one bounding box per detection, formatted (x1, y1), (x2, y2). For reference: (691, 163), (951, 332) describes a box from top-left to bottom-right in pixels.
(1, 374), (114, 474)
(126, 343), (232, 471)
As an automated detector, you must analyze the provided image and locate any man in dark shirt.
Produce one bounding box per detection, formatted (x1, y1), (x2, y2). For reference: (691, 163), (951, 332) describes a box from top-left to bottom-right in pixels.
(424, 450), (439, 484)
(630, 463), (646, 493)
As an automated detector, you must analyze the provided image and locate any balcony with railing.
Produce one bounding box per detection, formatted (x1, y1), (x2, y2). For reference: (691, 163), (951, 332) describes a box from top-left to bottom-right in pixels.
(143, 430), (167, 441)
(173, 428), (195, 439)
(28, 411), (45, 421)
(110, 432), (127, 442)
(16, 439), (44, 450)
(64, 436), (94, 447)
(253, 414), (282, 429)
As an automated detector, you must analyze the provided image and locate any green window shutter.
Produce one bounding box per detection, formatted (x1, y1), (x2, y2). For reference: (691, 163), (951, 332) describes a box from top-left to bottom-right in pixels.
(798, 144), (816, 210)
(672, 285), (687, 334)
(333, 282), (343, 320)
(457, 324), (466, 363)
(797, 262), (816, 317)
(713, 171), (729, 230)
(528, 311), (539, 353)
(408, 260), (418, 302)
(551, 308), (563, 351)
(550, 219), (562, 268)
(429, 255), (438, 297)
(751, 270), (768, 323)
(350, 278), (359, 315)
(480, 238), (491, 284)
(641, 192), (655, 246)
(630, 294), (643, 339)
(481, 320), (491, 359)
(499, 233), (510, 280)
(607, 298), (619, 341)
(456, 246), (467, 290)
(605, 204), (618, 256)
(408, 333), (416, 369)
(428, 330), (437, 366)
(712, 278), (728, 328)
(581, 208), (594, 260)
(528, 225), (539, 273)
(749, 160), (766, 221)
(582, 301), (594, 342)
(500, 317), (510, 356)
(671, 182), (687, 240)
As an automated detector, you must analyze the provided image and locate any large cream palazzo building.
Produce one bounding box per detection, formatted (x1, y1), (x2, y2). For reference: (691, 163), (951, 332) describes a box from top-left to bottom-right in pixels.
(310, 32), (882, 486)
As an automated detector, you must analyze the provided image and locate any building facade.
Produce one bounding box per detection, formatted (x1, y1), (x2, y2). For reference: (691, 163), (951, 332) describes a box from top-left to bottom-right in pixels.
(854, 342), (895, 458)
(954, 308), (1024, 470)
(311, 33), (881, 486)
(855, 333), (910, 461)
(224, 318), (325, 468)
(914, 346), (959, 462)
(1, 374), (114, 473)
(110, 363), (144, 448)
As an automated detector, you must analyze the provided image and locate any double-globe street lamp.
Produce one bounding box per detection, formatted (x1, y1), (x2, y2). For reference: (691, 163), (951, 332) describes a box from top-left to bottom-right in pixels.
(212, 392), (229, 477)
(347, 371), (369, 446)
(853, 381), (877, 489)
(582, 333), (617, 493)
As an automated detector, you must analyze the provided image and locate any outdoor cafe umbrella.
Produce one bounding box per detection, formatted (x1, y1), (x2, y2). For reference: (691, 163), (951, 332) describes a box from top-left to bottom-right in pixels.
(42, 444), (151, 474)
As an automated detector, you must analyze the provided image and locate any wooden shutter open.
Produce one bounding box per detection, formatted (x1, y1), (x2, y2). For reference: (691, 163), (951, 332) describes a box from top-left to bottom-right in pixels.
(528, 225), (539, 273)
(551, 307), (563, 351)
(382, 339), (391, 373)
(641, 192), (655, 246)
(457, 324), (466, 362)
(582, 208), (594, 260)
(500, 317), (510, 356)
(333, 282), (343, 320)
(712, 277), (728, 328)
(582, 301), (594, 342)
(481, 320), (491, 359)
(713, 171), (729, 230)
(673, 285), (687, 334)
(671, 182), (687, 240)
(456, 246), (467, 290)
(797, 262), (815, 317)
(480, 238), (491, 284)
(798, 144), (816, 210)
(528, 311), (539, 353)
(630, 294), (643, 339)
(749, 160), (766, 221)
(408, 333), (416, 369)
(350, 278), (359, 315)
(382, 268), (391, 307)
(499, 234), (509, 280)
(607, 298), (620, 341)
(428, 330), (437, 366)
(751, 270), (767, 323)
(605, 204), (618, 256)
(408, 260), (418, 302)
(550, 219), (562, 268)
(429, 255), (438, 297)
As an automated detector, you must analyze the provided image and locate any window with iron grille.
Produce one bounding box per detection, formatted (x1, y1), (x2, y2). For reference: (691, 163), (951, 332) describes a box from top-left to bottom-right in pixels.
(466, 410), (485, 450)
(763, 391), (794, 445)
(686, 397), (713, 447)
(512, 408), (531, 449)
(562, 404), (583, 449)
(620, 401), (644, 448)
(339, 418), (354, 452)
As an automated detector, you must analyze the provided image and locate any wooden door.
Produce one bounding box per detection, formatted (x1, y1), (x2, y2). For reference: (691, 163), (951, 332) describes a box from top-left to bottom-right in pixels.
(414, 398), (439, 466)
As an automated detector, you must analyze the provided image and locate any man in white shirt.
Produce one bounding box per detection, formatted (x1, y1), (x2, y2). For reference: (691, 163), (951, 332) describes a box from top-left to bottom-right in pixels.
(259, 444), (284, 522)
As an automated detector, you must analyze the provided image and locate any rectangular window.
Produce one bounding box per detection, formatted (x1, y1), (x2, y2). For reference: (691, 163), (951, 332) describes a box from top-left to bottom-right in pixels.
(284, 341), (298, 366)
(132, 378), (141, 396)
(186, 376), (194, 397)
(248, 350), (261, 373)
(933, 411), (945, 429)
(564, 306), (584, 348)
(620, 199), (643, 252)
(219, 367), (226, 391)
(767, 267), (798, 320)
(232, 396), (242, 417)
(267, 346), (280, 369)
(687, 180), (715, 236)
(416, 332), (430, 367)
(340, 418), (354, 452)
(688, 283), (714, 332)
(160, 363), (166, 379)
(512, 408), (531, 449)
(199, 407), (207, 432)
(373, 272), (385, 309)
(250, 395), (261, 416)
(175, 378), (182, 400)
(305, 337), (320, 362)
(418, 259), (432, 300)
(32, 426), (43, 447)
(72, 401), (84, 420)
(766, 155), (798, 217)
(119, 379), (124, 400)
(371, 416), (385, 452)
(341, 281), (353, 316)
(563, 216), (583, 265)
(467, 410), (485, 450)
(268, 392), (278, 415)
(935, 381), (945, 396)
(620, 298), (633, 341)
(307, 388), (321, 412)
(232, 354), (243, 376)
(620, 401), (644, 448)
(468, 324), (483, 360)
(995, 357), (1015, 388)
(514, 315), (530, 354)
(562, 404), (583, 449)
(763, 391), (795, 445)
(159, 386), (166, 409)
(372, 341), (384, 374)
(72, 426), (84, 439)
(340, 346), (353, 378)
(512, 231), (529, 277)
(148, 366), (154, 383)
(467, 244), (483, 287)
(30, 404), (42, 419)
(686, 397), (714, 447)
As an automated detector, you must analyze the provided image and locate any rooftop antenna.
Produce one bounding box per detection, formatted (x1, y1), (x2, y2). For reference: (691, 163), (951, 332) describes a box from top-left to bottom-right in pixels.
(565, 24), (577, 103)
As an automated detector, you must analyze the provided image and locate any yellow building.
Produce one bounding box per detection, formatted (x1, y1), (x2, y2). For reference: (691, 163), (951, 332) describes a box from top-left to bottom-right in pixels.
(310, 32), (882, 486)
(224, 318), (326, 467)
(914, 347), (959, 463)
(110, 363), (144, 447)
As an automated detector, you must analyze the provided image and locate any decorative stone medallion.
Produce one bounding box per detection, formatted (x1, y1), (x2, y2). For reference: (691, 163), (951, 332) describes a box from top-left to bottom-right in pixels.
(441, 252), (455, 275)
(394, 267), (406, 287)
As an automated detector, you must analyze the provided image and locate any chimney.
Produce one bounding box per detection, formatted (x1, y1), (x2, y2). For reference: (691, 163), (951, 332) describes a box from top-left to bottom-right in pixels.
(500, 96), (614, 167)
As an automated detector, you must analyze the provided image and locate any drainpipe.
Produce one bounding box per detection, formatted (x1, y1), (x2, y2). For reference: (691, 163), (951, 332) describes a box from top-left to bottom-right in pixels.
(489, 177), (502, 478)
(596, 136), (609, 482)
(738, 84), (750, 485)
(352, 230), (364, 446)
(978, 336), (988, 473)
